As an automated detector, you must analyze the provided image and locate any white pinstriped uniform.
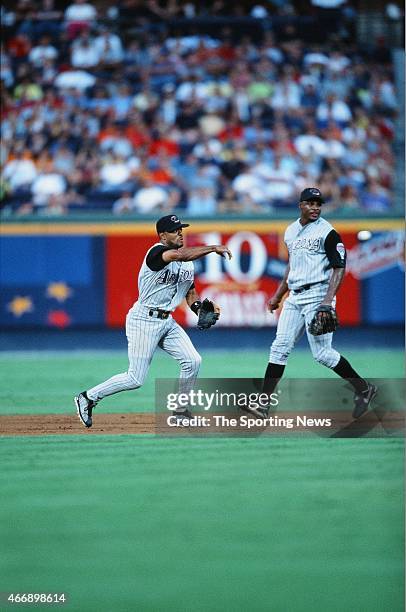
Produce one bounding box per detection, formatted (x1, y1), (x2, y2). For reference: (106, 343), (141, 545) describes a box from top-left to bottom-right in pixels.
(87, 244), (201, 402)
(269, 217), (342, 368)
(285, 218), (339, 289)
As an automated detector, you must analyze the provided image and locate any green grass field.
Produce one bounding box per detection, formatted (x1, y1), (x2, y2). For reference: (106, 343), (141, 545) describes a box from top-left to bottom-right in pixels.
(0, 348), (403, 413)
(0, 348), (404, 611)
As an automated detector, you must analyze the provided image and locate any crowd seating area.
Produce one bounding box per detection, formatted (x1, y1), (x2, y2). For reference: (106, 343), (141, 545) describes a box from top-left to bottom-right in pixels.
(0, 0), (400, 216)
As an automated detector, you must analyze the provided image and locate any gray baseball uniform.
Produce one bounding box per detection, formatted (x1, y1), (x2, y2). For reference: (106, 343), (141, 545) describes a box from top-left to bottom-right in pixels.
(87, 243), (201, 402)
(269, 217), (346, 368)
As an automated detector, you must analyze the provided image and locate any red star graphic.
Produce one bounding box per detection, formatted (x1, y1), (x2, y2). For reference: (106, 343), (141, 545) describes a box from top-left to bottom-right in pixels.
(47, 310), (71, 328)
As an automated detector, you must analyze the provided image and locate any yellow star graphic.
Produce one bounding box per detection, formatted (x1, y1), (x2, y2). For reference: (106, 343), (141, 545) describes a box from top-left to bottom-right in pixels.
(7, 296), (34, 317)
(46, 282), (73, 302)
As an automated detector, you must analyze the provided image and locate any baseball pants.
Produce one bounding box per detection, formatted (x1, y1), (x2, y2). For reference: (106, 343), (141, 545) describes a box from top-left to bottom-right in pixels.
(269, 288), (341, 368)
(87, 305), (201, 402)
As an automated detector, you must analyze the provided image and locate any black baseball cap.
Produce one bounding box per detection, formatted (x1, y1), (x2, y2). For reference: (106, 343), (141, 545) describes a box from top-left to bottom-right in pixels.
(300, 187), (324, 203)
(156, 214), (190, 234)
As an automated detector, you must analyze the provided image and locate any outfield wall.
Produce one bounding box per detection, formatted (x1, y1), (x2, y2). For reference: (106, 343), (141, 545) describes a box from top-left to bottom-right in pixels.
(0, 220), (404, 329)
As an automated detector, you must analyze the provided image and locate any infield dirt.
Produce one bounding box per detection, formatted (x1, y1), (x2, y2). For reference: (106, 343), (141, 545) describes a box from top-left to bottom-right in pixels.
(0, 414), (155, 435)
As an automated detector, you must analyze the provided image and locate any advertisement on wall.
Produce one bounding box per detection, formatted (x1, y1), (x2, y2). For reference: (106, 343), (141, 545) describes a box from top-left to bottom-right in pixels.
(0, 224), (404, 328)
(106, 230), (361, 328)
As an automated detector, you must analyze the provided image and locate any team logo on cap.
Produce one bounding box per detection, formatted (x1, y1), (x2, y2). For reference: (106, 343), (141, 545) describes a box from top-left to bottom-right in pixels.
(171, 215), (178, 222)
(311, 189), (320, 195)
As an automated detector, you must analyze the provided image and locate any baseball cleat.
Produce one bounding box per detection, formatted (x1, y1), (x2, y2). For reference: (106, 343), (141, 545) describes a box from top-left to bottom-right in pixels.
(239, 405), (269, 419)
(74, 391), (97, 428)
(352, 383), (378, 419)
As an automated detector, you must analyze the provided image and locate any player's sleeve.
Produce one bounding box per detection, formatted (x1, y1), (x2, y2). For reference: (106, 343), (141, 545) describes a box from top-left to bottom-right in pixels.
(324, 230), (346, 268)
(146, 245), (171, 271)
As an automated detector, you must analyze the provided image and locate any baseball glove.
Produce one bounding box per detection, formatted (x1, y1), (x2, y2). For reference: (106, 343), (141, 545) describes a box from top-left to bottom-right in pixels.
(197, 299), (219, 330)
(308, 305), (339, 335)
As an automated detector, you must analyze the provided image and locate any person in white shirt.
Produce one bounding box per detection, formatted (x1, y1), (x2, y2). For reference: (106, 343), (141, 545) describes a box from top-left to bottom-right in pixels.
(31, 170), (67, 206)
(176, 75), (207, 102)
(316, 94), (352, 126)
(54, 69), (96, 90)
(94, 28), (124, 64)
(65, 0), (97, 23)
(28, 36), (58, 68)
(99, 155), (132, 188)
(253, 155), (297, 202)
(71, 33), (100, 69)
(294, 131), (327, 158)
(271, 77), (301, 110)
(133, 182), (169, 213)
(187, 186), (217, 216)
(3, 156), (38, 191)
(232, 166), (266, 205)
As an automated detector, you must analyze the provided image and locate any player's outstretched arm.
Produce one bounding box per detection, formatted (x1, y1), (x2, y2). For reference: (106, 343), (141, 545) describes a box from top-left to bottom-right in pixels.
(268, 263), (290, 312)
(163, 245), (232, 263)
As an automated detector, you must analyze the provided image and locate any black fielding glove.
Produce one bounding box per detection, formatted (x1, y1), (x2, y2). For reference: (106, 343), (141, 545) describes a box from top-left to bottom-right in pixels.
(308, 305), (339, 335)
(197, 299), (220, 330)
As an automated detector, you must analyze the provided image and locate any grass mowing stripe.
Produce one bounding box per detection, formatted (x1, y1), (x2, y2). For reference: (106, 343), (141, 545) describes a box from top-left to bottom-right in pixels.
(0, 349), (403, 414)
(0, 437), (403, 612)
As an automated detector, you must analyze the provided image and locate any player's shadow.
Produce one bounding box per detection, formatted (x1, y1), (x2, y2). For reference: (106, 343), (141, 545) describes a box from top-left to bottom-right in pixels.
(325, 382), (403, 438)
(250, 378), (404, 439)
(329, 409), (382, 438)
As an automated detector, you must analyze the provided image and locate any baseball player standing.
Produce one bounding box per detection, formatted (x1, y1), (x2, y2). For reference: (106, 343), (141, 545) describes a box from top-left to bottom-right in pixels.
(259, 188), (377, 419)
(74, 214), (232, 428)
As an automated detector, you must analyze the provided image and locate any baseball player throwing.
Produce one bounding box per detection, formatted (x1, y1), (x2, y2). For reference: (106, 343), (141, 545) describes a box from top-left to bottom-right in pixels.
(74, 214), (231, 428)
(258, 188), (377, 419)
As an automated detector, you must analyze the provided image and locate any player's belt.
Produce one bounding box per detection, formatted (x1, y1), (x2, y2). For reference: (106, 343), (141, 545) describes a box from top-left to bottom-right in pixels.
(292, 282), (324, 294)
(148, 308), (171, 319)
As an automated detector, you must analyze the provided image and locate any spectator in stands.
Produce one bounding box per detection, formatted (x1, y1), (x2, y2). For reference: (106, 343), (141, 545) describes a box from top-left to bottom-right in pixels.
(71, 31), (99, 68)
(271, 73), (301, 110)
(64, 0), (97, 38)
(132, 179), (170, 214)
(94, 26), (124, 66)
(31, 166), (67, 207)
(255, 153), (297, 205)
(0, 8), (399, 215)
(1, 45), (14, 88)
(360, 178), (391, 211)
(316, 93), (352, 128)
(54, 68), (95, 90)
(14, 76), (43, 102)
(53, 144), (76, 176)
(338, 185), (361, 212)
(99, 153), (136, 191)
(232, 164), (267, 207)
(342, 139), (368, 169)
(112, 191), (135, 215)
(187, 186), (217, 216)
(2, 151), (37, 192)
(28, 35), (58, 67)
(38, 193), (68, 216)
(294, 122), (327, 158)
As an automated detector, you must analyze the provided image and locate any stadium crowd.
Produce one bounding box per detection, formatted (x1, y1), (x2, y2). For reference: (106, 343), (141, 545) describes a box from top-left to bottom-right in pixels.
(0, 0), (399, 216)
